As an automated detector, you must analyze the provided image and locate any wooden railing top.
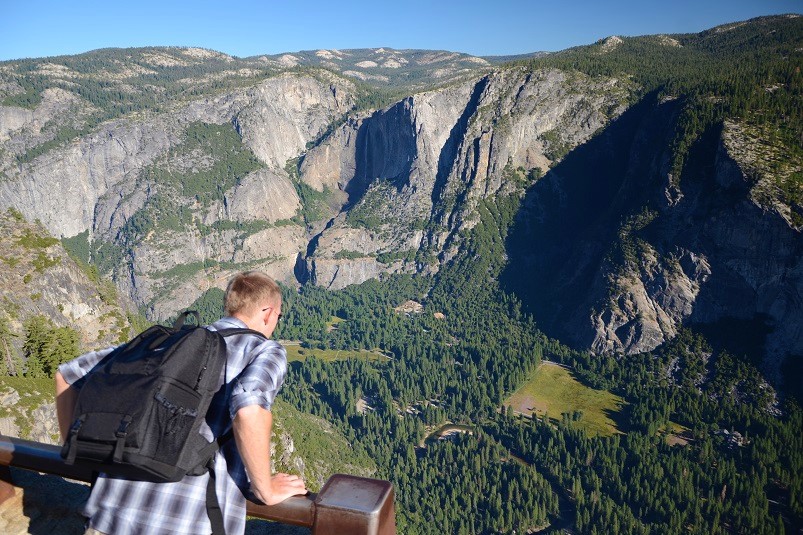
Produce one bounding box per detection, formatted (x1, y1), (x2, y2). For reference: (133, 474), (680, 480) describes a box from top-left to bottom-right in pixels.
(0, 434), (395, 534)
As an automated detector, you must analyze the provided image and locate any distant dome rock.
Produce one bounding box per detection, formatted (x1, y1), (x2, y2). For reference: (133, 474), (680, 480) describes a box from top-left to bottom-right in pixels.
(599, 35), (624, 52)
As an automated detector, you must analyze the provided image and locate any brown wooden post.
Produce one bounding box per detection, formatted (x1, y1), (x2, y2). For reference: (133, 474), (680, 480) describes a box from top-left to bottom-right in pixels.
(0, 464), (15, 506)
(312, 474), (396, 535)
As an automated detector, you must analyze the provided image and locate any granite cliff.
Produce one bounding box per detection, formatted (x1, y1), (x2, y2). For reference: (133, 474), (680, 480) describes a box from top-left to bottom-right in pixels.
(0, 55), (632, 313)
(503, 93), (803, 383)
(298, 67), (631, 288)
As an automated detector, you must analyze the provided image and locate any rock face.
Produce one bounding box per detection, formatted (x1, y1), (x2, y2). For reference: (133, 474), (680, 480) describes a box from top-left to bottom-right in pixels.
(0, 210), (136, 354)
(238, 73), (353, 169)
(504, 94), (803, 381)
(300, 68), (631, 289)
(0, 63), (632, 309)
(0, 72), (356, 319)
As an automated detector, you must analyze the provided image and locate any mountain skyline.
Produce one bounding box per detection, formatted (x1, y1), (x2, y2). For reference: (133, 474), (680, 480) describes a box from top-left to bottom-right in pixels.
(1, 0), (801, 62)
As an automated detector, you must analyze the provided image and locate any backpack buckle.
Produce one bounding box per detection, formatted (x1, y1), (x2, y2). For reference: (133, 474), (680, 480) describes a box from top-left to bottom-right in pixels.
(70, 416), (85, 434)
(63, 415), (86, 465)
(115, 415), (132, 438)
(113, 415), (133, 463)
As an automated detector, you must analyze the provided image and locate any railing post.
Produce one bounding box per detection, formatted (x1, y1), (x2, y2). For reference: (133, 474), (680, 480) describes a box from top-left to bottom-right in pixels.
(0, 465), (14, 506)
(312, 474), (396, 535)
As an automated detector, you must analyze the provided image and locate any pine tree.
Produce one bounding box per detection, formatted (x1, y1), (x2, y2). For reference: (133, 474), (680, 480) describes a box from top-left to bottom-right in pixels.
(0, 317), (18, 375)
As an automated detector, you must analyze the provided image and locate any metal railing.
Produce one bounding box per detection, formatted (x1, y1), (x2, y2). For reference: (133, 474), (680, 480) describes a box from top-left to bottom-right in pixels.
(0, 434), (396, 534)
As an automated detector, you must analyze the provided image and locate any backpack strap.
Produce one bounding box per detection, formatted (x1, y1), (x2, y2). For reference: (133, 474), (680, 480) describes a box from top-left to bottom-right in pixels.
(206, 457), (226, 535)
(203, 326), (266, 535)
(173, 310), (201, 329)
(216, 327), (268, 339)
(195, 429), (234, 466)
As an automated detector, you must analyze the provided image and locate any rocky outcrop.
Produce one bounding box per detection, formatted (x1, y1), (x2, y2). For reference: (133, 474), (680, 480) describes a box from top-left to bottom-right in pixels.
(0, 106), (32, 142)
(238, 73), (355, 169)
(1, 118), (178, 238)
(0, 88), (93, 153)
(0, 210), (136, 351)
(586, 248), (712, 355)
(224, 168), (300, 222)
(505, 93), (803, 381)
(301, 68), (633, 288)
(0, 72), (357, 318)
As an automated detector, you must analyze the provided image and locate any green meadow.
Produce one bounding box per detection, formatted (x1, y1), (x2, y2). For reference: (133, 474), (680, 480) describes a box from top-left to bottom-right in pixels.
(505, 362), (625, 437)
(282, 341), (387, 363)
(325, 316), (346, 331)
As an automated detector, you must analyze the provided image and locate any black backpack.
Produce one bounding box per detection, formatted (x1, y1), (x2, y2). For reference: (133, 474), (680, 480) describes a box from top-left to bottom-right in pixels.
(61, 311), (264, 479)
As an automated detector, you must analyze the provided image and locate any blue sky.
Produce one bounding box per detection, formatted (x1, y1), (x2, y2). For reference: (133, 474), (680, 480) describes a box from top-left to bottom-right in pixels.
(1, 0), (800, 61)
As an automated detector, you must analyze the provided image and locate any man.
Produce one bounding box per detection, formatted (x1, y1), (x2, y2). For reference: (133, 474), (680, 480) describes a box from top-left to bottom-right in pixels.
(55, 270), (307, 535)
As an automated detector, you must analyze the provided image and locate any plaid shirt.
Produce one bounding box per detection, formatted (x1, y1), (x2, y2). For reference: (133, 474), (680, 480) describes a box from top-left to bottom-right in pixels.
(57, 317), (287, 535)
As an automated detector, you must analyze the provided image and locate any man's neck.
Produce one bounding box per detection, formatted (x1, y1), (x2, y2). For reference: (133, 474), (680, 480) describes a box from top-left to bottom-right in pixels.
(231, 313), (255, 330)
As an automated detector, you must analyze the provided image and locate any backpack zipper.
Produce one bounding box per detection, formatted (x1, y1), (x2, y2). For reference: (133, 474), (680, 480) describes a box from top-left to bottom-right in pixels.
(194, 334), (217, 391)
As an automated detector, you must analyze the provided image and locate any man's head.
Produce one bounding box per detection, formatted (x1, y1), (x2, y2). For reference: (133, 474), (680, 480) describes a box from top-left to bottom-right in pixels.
(225, 271), (282, 337)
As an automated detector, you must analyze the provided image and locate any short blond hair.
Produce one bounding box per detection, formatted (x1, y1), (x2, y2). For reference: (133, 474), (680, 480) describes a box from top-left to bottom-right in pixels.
(224, 271), (282, 316)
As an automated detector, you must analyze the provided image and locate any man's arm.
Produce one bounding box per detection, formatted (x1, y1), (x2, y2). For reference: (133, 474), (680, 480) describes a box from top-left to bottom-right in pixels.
(232, 404), (307, 505)
(55, 370), (77, 443)
(54, 345), (118, 444)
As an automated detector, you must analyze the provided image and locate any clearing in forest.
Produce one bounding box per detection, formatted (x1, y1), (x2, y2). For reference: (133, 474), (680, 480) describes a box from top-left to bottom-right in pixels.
(282, 341), (388, 363)
(505, 361), (625, 437)
(325, 316), (346, 332)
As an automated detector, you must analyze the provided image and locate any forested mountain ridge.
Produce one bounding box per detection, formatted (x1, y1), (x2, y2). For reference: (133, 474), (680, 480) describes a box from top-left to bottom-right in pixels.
(258, 47), (496, 89)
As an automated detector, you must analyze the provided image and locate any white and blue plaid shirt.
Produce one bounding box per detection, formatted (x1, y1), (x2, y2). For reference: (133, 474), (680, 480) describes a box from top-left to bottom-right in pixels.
(57, 317), (287, 535)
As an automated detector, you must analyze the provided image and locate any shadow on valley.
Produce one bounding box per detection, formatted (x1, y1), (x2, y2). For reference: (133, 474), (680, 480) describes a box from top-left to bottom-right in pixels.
(691, 315), (773, 368)
(500, 90), (679, 346)
(499, 85), (803, 402)
(781, 356), (803, 404)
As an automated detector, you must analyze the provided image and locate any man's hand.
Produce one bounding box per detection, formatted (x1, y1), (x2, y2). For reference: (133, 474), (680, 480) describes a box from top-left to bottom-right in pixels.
(253, 473), (307, 506)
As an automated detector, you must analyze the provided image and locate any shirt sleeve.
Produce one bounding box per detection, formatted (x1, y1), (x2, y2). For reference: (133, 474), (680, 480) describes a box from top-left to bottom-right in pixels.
(57, 346), (119, 387)
(229, 339), (288, 420)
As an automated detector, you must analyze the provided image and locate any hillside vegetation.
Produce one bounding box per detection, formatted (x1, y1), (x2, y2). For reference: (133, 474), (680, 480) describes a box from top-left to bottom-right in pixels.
(0, 208), (143, 373)
(523, 15), (803, 213)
